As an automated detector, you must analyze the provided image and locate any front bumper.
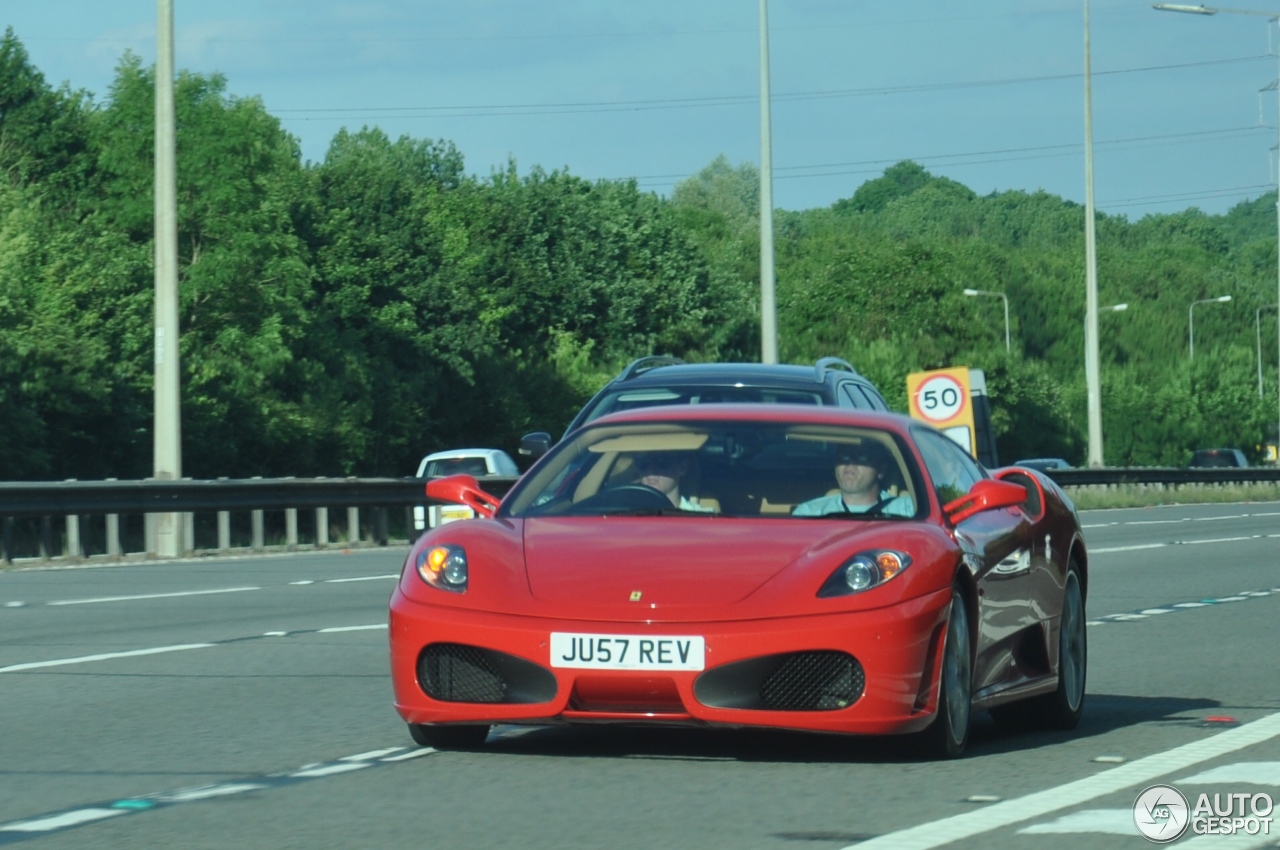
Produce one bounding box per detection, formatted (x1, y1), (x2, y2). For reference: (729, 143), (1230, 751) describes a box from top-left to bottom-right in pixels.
(389, 587), (952, 736)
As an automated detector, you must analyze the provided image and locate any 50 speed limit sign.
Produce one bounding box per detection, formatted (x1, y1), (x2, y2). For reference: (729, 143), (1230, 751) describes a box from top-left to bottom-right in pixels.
(914, 374), (966, 423)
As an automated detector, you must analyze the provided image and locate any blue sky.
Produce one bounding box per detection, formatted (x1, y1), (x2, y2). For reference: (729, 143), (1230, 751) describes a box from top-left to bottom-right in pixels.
(7, 1), (1280, 217)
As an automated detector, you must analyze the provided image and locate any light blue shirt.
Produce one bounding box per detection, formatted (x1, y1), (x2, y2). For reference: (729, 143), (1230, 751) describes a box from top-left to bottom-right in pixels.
(792, 491), (914, 518)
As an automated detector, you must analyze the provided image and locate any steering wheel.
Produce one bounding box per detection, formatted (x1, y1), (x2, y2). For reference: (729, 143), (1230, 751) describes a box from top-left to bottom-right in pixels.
(570, 483), (673, 513)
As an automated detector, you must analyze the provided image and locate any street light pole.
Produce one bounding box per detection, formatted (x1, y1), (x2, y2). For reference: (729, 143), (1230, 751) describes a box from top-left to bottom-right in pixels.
(154, 0), (182, 557)
(758, 0), (778, 364)
(962, 288), (1010, 352)
(1154, 2), (1280, 458)
(1084, 0), (1104, 468)
(1189, 295), (1232, 360)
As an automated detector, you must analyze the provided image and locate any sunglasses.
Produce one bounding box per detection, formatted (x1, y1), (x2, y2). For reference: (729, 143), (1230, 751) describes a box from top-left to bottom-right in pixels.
(836, 454), (877, 466)
(636, 455), (683, 472)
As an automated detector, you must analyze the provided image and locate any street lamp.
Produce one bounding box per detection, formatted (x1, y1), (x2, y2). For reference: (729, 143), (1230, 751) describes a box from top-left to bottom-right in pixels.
(1257, 304), (1278, 396)
(1189, 295), (1232, 360)
(963, 288), (1010, 352)
(1155, 1), (1280, 463)
(1084, 0), (1104, 468)
(758, 0), (777, 364)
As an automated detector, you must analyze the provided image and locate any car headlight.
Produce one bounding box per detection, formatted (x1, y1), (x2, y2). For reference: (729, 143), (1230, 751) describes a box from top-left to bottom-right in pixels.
(415, 544), (468, 593)
(818, 549), (911, 598)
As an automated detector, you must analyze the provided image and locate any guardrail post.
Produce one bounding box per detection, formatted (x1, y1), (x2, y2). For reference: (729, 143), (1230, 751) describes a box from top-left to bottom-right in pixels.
(39, 516), (52, 561)
(217, 510), (230, 552)
(316, 506), (329, 548)
(286, 510), (298, 551)
(347, 506), (359, 546)
(105, 477), (121, 558)
(66, 515), (81, 560)
(2, 517), (13, 566)
(251, 476), (264, 551)
(373, 508), (387, 546)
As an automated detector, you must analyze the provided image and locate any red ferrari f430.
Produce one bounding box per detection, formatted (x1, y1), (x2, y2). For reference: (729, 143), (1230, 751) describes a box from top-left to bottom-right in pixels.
(389, 405), (1088, 758)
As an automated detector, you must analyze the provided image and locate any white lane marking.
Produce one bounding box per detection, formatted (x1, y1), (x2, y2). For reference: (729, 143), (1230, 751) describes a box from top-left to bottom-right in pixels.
(5, 601), (26, 607)
(290, 580), (315, 585)
(1181, 831), (1278, 848)
(844, 710), (1280, 850)
(1174, 602), (1210, 608)
(1179, 761), (1280, 784)
(1193, 514), (1248, 522)
(1089, 544), (1167, 554)
(1125, 519), (1186, 526)
(156, 783), (266, 802)
(47, 587), (260, 606)
(0, 643), (215, 673)
(324, 575), (398, 584)
(290, 763), (371, 778)
(1093, 756), (1126, 764)
(381, 748), (436, 762)
(1139, 609), (1174, 615)
(1184, 536), (1256, 546)
(340, 748), (404, 762)
(317, 624), (386, 634)
(1018, 809), (1133, 835)
(0, 808), (125, 832)
(1215, 596), (1249, 603)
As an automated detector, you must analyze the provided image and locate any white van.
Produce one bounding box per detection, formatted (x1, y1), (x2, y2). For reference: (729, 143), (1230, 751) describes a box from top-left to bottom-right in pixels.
(413, 449), (520, 531)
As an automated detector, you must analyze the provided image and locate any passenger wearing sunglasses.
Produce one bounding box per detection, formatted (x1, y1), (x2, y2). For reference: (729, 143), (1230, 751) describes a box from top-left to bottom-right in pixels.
(792, 443), (914, 518)
(634, 452), (716, 513)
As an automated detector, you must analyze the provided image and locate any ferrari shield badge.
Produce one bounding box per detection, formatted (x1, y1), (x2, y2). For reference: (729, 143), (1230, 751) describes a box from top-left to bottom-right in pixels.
(629, 590), (642, 602)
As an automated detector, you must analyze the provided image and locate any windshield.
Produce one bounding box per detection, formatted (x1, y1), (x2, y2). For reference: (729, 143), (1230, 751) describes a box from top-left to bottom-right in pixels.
(503, 420), (924, 520)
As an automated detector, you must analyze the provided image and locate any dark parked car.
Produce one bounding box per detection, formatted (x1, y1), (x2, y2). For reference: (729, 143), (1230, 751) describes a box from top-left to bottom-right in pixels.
(521, 356), (891, 459)
(1188, 448), (1249, 468)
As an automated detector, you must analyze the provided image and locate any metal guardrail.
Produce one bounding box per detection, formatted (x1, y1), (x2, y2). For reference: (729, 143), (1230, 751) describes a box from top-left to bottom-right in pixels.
(0, 476), (520, 565)
(1043, 467), (1280, 486)
(0, 468), (1273, 564)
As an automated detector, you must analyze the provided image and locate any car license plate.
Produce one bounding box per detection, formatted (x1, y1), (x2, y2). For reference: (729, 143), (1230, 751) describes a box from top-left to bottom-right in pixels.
(550, 632), (705, 671)
(439, 505), (475, 523)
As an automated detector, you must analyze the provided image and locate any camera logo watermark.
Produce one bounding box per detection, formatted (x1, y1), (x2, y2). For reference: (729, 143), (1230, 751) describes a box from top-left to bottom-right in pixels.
(1134, 784), (1275, 842)
(1134, 785), (1190, 842)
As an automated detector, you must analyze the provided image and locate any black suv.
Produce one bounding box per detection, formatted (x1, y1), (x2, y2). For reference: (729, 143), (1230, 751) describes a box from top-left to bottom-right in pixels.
(1188, 448), (1249, 468)
(521, 356), (891, 458)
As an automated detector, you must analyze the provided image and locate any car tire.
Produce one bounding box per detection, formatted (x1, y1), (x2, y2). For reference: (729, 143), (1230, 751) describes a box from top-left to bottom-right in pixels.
(991, 562), (1086, 732)
(918, 587), (972, 759)
(1039, 563), (1087, 730)
(408, 723), (491, 750)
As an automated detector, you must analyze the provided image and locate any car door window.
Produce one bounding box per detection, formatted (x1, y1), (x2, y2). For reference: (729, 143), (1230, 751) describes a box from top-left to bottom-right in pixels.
(914, 428), (985, 506)
(839, 385), (860, 408)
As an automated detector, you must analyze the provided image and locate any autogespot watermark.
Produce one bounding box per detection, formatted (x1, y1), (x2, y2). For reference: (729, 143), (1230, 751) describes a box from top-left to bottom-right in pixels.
(1133, 784), (1274, 842)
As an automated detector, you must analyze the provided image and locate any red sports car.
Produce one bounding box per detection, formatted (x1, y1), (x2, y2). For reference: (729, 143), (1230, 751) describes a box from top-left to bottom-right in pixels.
(389, 405), (1088, 758)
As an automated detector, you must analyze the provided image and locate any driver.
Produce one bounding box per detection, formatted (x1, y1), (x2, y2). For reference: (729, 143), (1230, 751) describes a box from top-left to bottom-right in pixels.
(792, 442), (914, 517)
(634, 452), (716, 512)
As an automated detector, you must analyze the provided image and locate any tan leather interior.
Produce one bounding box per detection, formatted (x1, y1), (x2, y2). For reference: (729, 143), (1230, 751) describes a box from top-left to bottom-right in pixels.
(759, 497), (793, 514)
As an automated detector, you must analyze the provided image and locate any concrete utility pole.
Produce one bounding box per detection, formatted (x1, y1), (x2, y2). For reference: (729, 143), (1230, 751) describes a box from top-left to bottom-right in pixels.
(1083, 0), (1104, 468)
(154, 0), (182, 557)
(758, 0), (778, 364)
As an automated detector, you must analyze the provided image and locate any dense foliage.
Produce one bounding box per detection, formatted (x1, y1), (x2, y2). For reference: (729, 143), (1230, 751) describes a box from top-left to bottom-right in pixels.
(1, 33), (1273, 479)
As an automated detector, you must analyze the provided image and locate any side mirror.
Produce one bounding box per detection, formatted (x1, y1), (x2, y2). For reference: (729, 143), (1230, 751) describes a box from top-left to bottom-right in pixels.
(425, 475), (501, 519)
(519, 431), (552, 460)
(943, 478), (1027, 525)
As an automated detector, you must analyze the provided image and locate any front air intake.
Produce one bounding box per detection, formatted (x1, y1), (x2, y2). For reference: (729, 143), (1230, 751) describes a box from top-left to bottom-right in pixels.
(418, 643), (557, 704)
(695, 650), (865, 711)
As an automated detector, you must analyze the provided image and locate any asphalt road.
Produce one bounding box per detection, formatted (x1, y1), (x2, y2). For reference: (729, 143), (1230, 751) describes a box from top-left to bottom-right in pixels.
(1, 502), (1278, 850)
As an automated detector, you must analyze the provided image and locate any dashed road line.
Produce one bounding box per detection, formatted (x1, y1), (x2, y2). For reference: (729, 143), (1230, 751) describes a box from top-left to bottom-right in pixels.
(0, 745), (436, 844)
(1086, 586), (1278, 627)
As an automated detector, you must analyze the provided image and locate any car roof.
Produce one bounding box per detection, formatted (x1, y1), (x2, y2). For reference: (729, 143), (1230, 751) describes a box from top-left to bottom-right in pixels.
(422, 448), (509, 461)
(587, 402), (911, 431)
(613, 361), (870, 389)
